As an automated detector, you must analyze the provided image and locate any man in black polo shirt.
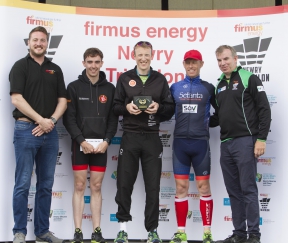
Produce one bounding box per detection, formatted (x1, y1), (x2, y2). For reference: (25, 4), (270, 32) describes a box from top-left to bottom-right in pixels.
(9, 26), (67, 243)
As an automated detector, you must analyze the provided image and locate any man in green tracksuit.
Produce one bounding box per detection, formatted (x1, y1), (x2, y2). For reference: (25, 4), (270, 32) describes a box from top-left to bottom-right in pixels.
(213, 45), (271, 243)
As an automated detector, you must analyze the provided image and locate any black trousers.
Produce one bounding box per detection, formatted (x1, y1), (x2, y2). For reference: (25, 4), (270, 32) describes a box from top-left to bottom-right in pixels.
(115, 132), (163, 232)
(220, 136), (260, 238)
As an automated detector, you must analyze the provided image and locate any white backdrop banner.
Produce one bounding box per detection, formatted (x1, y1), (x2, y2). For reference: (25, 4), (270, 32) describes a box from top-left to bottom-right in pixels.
(0, 0), (286, 242)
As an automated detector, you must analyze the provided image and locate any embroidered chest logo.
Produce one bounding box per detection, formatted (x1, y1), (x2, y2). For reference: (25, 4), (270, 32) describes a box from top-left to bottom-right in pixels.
(183, 84), (188, 89)
(99, 95), (107, 103)
(232, 81), (239, 90)
(45, 70), (55, 74)
(218, 86), (226, 93)
(129, 80), (136, 87)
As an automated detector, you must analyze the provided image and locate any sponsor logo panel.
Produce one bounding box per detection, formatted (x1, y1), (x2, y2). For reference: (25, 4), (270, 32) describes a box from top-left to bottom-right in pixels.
(233, 22), (269, 37)
(223, 198), (231, 206)
(84, 196), (90, 204)
(52, 191), (66, 199)
(56, 152), (63, 165)
(192, 210), (202, 223)
(111, 137), (122, 145)
(27, 204), (33, 222)
(187, 192), (200, 200)
(182, 104), (198, 113)
(159, 204), (170, 222)
(82, 213), (92, 221)
(224, 216), (233, 221)
(259, 196), (271, 212)
(56, 126), (69, 140)
(267, 95), (277, 107)
(29, 185), (36, 199)
(160, 186), (176, 199)
(233, 37), (271, 82)
(161, 171), (172, 179)
(159, 131), (171, 147)
(52, 209), (67, 222)
(111, 171), (117, 180)
(110, 214), (118, 221)
(189, 173), (194, 181)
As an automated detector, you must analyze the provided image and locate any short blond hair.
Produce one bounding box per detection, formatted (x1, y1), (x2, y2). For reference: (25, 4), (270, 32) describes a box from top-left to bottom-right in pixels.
(215, 45), (237, 57)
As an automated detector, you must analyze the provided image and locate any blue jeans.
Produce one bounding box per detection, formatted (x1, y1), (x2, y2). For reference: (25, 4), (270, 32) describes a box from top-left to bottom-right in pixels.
(13, 121), (59, 236)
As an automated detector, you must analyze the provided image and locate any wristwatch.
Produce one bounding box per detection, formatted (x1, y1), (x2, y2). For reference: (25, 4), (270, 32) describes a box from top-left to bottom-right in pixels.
(50, 117), (57, 125)
(103, 138), (111, 145)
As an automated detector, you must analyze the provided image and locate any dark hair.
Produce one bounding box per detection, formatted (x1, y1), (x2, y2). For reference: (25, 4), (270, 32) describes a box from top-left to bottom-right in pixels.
(83, 48), (104, 60)
(29, 26), (48, 40)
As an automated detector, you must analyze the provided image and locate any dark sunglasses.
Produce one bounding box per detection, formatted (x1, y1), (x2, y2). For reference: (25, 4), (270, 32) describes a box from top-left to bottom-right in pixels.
(134, 41), (153, 48)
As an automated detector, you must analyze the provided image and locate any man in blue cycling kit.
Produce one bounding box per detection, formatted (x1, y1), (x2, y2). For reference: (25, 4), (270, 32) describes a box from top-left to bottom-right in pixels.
(170, 50), (217, 243)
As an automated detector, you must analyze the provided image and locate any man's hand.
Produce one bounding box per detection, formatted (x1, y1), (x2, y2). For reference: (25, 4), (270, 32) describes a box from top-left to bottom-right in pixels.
(94, 141), (109, 154)
(33, 118), (54, 135)
(254, 140), (266, 158)
(126, 102), (142, 115)
(145, 102), (159, 114)
(32, 125), (45, 137)
(81, 141), (94, 154)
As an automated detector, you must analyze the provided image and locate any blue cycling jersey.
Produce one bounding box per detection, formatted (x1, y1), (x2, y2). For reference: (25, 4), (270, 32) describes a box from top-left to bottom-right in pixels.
(170, 75), (216, 140)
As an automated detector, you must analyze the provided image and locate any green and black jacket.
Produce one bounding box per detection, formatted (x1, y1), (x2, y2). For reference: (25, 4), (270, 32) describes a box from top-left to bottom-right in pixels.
(213, 66), (271, 142)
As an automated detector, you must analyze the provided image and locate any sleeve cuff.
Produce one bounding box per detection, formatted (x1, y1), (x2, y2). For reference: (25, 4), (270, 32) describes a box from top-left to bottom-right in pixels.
(75, 135), (85, 145)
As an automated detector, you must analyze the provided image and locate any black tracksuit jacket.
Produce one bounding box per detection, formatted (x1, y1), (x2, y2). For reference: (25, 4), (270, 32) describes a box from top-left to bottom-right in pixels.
(113, 66), (175, 133)
(212, 66), (271, 141)
(63, 70), (118, 144)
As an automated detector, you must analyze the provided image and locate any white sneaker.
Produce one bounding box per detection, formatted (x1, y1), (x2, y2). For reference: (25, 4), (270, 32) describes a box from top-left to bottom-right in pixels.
(13, 233), (26, 243)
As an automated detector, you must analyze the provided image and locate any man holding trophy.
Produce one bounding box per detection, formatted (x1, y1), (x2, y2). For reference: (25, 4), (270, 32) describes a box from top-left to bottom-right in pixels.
(112, 41), (175, 243)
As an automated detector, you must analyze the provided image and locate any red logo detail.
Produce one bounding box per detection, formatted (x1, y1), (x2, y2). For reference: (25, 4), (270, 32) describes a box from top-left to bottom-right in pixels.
(99, 95), (107, 103)
(129, 80), (136, 87)
(45, 70), (55, 74)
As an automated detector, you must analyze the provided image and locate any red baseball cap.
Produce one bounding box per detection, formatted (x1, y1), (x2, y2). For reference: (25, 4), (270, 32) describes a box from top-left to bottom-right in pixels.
(183, 50), (202, 61)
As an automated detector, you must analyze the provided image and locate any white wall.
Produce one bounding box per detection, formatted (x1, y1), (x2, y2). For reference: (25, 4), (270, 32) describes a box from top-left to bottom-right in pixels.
(0, 1), (285, 242)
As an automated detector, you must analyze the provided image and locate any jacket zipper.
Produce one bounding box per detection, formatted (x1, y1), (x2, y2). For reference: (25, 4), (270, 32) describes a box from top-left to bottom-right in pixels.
(96, 85), (99, 115)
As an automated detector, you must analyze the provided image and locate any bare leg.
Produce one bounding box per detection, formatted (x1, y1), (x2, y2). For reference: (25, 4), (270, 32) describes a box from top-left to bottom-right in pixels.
(90, 171), (105, 230)
(73, 170), (88, 229)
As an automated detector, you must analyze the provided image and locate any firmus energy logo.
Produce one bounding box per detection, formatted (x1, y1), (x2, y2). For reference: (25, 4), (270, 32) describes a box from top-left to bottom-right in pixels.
(26, 16), (53, 32)
(233, 37), (272, 82)
(234, 23), (263, 36)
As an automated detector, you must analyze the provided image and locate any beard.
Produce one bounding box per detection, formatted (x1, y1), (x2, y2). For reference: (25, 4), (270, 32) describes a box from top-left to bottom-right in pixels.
(29, 46), (47, 58)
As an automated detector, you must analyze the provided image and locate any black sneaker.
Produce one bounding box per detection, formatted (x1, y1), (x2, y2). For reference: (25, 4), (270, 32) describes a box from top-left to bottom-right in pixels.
(114, 230), (128, 243)
(72, 228), (83, 243)
(216, 234), (246, 243)
(147, 231), (162, 243)
(246, 234), (260, 243)
(91, 227), (106, 243)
